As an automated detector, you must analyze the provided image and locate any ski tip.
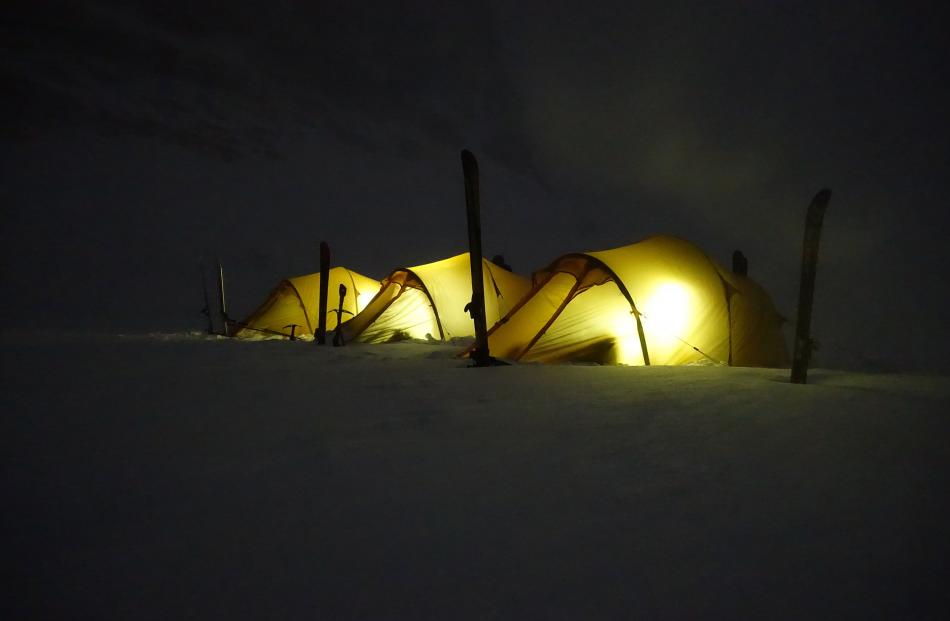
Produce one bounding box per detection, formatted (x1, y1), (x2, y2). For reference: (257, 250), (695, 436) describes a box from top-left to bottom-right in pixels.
(460, 149), (478, 168)
(814, 188), (832, 204)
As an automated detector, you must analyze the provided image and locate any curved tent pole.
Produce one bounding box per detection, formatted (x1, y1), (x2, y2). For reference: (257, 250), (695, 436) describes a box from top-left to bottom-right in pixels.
(552, 254), (651, 366)
(516, 279), (582, 360)
(402, 269), (445, 341)
(480, 253), (652, 365)
(713, 273), (736, 366)
(345, 269), (360, 313)
(283, 281), (314, 335)
(632, 304), (650, 366)
(694, 247), (739, 367)
(341, 269), (445, 342)
(341, 279), (404, 340)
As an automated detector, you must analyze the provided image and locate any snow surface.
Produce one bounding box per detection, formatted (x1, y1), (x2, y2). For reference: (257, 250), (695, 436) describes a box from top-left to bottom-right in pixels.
(3, 333), (950, 619)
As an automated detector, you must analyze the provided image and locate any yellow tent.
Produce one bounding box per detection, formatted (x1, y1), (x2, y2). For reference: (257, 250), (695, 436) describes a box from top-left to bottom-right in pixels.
(341, 253), (531, 343)
(233, 267), (381, 339)
(482, 236), (787, 366)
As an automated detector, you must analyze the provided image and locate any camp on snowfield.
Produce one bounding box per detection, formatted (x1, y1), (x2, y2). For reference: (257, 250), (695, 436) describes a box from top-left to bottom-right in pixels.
(478, 235), (788, 367)
(233, 267), (381, 339)
(340, 253), (531, 343)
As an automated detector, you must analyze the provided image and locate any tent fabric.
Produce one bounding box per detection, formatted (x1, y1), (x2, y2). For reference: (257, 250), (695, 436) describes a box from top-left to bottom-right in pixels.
(341, 253), (531, 344)
(233, 267), (381, 339)
(484, 235), (788, 367)
(717, 270), (789, 367)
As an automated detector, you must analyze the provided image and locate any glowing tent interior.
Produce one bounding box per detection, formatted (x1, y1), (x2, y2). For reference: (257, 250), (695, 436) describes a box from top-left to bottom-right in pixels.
(341, 253), (531, 343)
(233, 267), (381, 339)
(479, 236), (788, 367)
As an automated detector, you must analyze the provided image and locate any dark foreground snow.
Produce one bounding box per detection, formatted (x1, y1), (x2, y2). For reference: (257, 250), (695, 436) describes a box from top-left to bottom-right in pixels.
(3, 334), (949, 620)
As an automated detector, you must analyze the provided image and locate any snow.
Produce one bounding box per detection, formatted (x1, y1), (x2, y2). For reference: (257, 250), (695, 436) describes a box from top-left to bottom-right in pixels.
(4, 333), (950, 619)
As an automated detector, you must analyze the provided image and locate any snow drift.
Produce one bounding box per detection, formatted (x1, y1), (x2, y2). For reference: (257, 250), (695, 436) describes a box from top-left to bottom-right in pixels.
(3, 333), (949, 619)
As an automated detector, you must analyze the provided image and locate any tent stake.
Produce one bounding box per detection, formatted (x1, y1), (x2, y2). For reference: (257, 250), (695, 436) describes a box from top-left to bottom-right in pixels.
(791, 189), (832, 384)
(461, 150), (492, 367)
(316, 241), (331, 345)
(216, 257), (230, 337)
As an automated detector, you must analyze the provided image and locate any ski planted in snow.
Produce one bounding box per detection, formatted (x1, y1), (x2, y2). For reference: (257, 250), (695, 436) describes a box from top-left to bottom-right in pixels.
(461, 149), (500, 367)
(199, 257), (214, 334)
(791, 189), (832, 384)
(316, 241), (331, 345)
(216, 257), (230, 337)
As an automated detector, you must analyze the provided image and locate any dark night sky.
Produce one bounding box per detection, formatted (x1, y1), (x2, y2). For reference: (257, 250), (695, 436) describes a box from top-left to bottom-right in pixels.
(2, 0), (949, 370)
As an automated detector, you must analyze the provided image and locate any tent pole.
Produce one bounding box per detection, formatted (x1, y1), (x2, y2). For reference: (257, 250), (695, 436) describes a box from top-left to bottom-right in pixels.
(726, 289), (734, 367)
(216, 258), (230, 337)
(791, 189), (832, 384)
(726, 249), (748, 367)
(461, 150), (492, 367)
(316, 241), (331, 345)
(519, 279), (582, 359)
(633, 309), (650, 366)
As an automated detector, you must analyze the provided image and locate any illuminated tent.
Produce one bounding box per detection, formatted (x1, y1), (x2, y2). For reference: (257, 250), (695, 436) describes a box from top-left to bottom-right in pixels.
(482, 236), (787, 366)
(341, 253), (531, 343)
(233, 267), (381, 339)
